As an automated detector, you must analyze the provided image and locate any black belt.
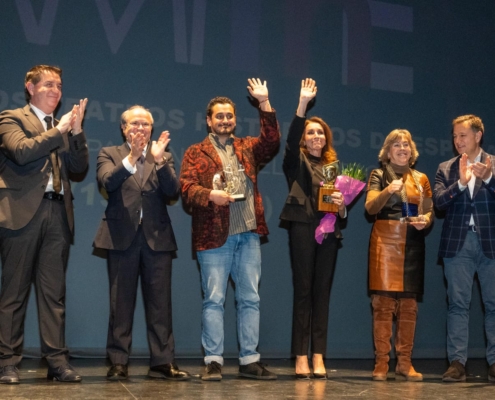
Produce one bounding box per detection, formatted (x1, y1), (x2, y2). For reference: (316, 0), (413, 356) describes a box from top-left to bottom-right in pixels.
(43, 192), (64, 201)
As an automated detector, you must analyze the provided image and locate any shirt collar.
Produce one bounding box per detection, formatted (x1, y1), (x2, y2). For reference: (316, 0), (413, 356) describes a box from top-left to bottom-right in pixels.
(30, 103), (53, 124)
(467, 150), (482, 165)
(126, 142), (148, 156)
(209, 132), (234, 148)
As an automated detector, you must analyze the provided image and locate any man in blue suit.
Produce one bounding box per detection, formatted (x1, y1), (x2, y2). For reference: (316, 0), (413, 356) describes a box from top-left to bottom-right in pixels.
(434, 114), (495, 383)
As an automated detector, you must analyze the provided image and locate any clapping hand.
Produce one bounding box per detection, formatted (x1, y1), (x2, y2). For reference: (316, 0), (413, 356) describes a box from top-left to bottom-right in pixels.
(57, 98), (88, 135)
(57, 110), (76, 134)
(471, 156), (492, 181)
(71, 98), (88, 134)
(459, 154), (472, 186)
(151, 131), (171, 163)
(128, 131), (147, 165)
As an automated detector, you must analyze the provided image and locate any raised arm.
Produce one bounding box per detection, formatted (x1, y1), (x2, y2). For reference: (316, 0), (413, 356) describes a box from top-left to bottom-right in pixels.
(247, 78), (272, 112)
(296, 78), (317, 117)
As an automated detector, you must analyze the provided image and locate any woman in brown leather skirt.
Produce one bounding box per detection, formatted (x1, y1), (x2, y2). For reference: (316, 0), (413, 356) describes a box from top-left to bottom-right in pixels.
(365, 129), (433, 381)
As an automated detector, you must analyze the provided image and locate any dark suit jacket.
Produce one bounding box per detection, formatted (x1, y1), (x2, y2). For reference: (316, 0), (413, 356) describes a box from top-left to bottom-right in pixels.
(279, 115), (343, 238)
(180, 111), (280, 252)
(433, 150), (495, 259)
(0, 104), (89, 234)
(93, 142), (179, 252)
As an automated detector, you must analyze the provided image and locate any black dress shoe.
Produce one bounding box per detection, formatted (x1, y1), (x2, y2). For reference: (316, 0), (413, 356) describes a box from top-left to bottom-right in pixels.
(239, 362), (277, 380)
(47, 364), (82, 382)
(107, 364), (128, 381)
(0, 365), (19, 384)
(148, 363), (191, 381)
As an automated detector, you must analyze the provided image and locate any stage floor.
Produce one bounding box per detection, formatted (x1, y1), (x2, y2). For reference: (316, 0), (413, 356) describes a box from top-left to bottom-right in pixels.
(0, 358), (493, 399)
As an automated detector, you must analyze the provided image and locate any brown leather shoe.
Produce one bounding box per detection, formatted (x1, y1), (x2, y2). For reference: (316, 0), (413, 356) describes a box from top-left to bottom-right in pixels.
(148, 363), (191, 380)
(202, 361), (222, 381)
(489, 363), (495, 383)
(442, 360), (466, 382)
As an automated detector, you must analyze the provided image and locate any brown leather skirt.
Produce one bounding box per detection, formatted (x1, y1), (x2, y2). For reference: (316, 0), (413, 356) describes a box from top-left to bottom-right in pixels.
(368, 219), (425, 294)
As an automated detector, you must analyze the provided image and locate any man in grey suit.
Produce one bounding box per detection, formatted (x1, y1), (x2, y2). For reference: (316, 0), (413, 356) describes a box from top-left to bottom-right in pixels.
(94, 105), (190, 381)
(0, 65), (88, 383)
(434, 114), (495, 383)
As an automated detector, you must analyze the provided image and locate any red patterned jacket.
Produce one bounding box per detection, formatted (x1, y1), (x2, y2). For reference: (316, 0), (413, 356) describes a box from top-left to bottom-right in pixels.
(180, 111), (280, 251)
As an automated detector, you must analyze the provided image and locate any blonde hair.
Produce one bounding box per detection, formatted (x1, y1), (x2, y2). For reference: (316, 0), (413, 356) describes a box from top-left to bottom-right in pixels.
(378, 129), (419, 166)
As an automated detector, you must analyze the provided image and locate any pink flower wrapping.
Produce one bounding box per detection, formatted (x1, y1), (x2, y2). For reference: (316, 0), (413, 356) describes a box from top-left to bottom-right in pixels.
(315, 213), (337, 244)
(315, 175), (366, 243)
(335, 175), (367, 205)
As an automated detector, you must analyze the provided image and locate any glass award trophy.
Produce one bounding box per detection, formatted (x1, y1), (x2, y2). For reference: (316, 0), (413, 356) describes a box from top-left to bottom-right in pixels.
(212, 164), (246, 201)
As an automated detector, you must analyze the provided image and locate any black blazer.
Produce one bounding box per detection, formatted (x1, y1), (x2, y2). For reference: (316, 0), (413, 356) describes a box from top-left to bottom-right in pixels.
(93, 142), (179, 252)
(279, 115), (343, 237)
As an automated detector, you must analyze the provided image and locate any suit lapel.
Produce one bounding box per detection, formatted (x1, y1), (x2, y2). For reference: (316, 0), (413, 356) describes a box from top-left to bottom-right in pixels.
(200, 137), (223, 169)
(472, 151), (488, 198)
(142, 147), (154, 186)
(23, 105), (54, 173)
(117, 143), (141, 187)
(24, 105), (45, 136)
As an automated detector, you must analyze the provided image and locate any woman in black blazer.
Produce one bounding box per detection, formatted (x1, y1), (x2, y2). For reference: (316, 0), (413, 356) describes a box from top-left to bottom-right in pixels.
(280, 79), (346, 379)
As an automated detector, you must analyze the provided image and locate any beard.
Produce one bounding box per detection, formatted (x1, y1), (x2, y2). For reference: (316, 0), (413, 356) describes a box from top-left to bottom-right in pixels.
(211, 124), (236, 137)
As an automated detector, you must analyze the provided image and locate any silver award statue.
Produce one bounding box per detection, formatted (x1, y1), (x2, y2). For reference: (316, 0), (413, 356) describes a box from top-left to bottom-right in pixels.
(212, 163), (246, 201)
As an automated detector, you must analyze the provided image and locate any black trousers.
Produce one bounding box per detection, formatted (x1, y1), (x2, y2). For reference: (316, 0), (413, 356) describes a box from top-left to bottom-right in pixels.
(289, 220), (338, 356)
(0, 198), (71, 367)
(106, 226), (175, 367)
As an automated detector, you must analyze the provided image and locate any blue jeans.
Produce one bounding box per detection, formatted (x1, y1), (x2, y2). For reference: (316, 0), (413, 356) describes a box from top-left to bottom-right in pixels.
(197, 232), (261, 366)
(444, 231), (495, 366)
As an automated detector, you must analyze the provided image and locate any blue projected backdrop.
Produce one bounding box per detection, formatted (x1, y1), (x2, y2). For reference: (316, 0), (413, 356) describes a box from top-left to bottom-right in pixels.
(1, 0), (494, 359)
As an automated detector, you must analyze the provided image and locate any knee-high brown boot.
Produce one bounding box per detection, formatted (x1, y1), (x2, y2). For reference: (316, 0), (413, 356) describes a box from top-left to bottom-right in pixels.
(371, 295), (396, 381)
(395, 298), (423, 381)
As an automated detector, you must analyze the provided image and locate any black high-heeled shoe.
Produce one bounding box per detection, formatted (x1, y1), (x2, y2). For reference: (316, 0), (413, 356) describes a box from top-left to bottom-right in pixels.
(295, 373), (311, 380)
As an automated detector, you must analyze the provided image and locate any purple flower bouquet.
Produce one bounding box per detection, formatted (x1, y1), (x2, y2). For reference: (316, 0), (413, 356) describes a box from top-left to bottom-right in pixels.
(315, 163), (367, 244)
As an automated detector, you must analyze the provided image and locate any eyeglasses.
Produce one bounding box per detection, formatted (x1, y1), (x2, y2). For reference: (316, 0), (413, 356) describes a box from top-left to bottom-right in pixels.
(127, 121), (151, 128)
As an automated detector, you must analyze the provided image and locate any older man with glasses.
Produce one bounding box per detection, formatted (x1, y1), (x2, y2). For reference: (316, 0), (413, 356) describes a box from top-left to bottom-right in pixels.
(94, 105), (190, 381)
